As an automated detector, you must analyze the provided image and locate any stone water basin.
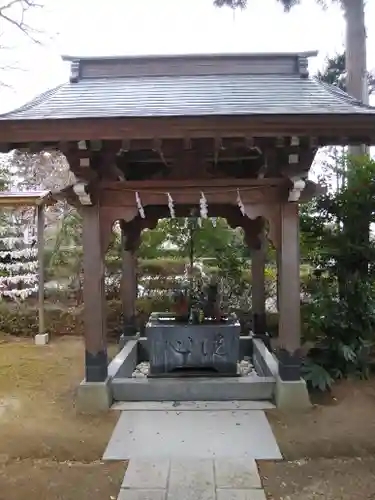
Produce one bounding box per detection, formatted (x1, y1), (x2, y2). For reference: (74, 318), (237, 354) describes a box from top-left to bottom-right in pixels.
(146, 315), (241, 377)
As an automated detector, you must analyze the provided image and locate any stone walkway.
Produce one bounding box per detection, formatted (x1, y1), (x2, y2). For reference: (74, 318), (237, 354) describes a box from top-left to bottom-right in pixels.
(104, 402), (281, 499)
(104, 405), (281, 460)
(117, 458), (266, 499)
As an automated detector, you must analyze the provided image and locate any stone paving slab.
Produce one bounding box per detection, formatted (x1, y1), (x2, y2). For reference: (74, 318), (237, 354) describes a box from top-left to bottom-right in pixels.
(169, 459), (215, 487)
(111, 401), (275, 412)
(167, 459), (216, 500)
(214, 459), (262, 489)
(103, 410), (282, 460)
(117, 490), (166, 500)
(216, 490), (267, 500)
(167, 489), (215, 500)
(122, 459), (170, 489)
(117, 459), (268, 500)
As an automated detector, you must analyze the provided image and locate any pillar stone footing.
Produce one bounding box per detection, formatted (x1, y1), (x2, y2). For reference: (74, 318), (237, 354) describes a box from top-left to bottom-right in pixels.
(275, 376), (311, 410)
(76, 378), (112, 413)
(35, 333), (49, 345)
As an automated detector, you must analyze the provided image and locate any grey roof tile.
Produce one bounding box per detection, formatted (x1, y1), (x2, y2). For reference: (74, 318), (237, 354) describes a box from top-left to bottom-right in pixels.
(1, 73), (374, 120)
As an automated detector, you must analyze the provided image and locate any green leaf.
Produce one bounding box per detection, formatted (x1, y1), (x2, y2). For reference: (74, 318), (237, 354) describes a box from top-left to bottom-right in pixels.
(302, 359), (334, 391)
(338, 343), (357, 362)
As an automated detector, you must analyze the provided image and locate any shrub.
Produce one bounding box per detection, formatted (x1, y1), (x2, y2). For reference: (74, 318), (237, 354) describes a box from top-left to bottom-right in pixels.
(0, 303), (84, 337)
(301, 278), (375, 391)
(138, 258), (188, 276)
(0, 297), (177, 340)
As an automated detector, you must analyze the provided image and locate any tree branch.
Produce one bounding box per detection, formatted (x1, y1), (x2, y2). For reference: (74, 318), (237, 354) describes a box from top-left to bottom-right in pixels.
(0, 0), (43, 44)
(213, 0), (247, 9)
(213, 0), (331, 12)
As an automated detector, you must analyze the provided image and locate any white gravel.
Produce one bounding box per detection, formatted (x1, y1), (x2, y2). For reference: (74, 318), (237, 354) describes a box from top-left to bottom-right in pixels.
(131, 359), (256, 378)
(237, 358), (255, 376)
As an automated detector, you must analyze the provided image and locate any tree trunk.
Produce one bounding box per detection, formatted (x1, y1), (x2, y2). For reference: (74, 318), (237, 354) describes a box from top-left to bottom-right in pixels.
(343, 0), (368, 157)
(341, 0), (369, 281)
(343, 0), (367, 103)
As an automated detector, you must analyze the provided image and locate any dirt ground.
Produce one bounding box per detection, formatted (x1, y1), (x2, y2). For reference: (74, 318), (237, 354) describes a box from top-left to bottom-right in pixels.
(1, 336), (375, 499)
(267, 379), (375, 460)
(0, 335), (125, 500)
(261, 379), (375, 499)
(260, 457), (375, 500)
(0, 460), (125, 500)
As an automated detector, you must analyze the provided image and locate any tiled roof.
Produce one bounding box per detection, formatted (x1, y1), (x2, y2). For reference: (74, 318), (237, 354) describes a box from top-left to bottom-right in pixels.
(1, 53), (374, 120)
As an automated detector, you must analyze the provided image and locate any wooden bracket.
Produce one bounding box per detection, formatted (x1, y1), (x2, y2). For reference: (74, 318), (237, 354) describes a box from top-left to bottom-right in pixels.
(288, 178), (306, 202)
(72, 182), (92, 205)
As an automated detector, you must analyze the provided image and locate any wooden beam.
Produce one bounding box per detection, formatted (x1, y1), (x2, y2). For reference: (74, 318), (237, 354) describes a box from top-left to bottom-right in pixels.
(95, 182), (289, 206)
(1, 132), (370, 160)
(99, 178), (286, 189)
(0, 115), (374, 143)
(70, 137), (278, 156)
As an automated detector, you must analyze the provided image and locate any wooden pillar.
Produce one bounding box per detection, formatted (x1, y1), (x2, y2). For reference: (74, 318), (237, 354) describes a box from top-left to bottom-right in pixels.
(277, 202), (301, 381)
(82, 205), (108, 382)
(276, 251), (280, 313)
(37, 204), (45, 336)
(252, 232), (266, 336)
(121, 229), (137, 335)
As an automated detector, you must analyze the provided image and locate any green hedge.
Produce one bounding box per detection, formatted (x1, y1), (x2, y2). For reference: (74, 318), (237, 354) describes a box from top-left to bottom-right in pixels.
(0, 298), (175, 339)
(139, 258), (190, 276)
(0, 303), (83, 337)
(0, 299), (282, 339)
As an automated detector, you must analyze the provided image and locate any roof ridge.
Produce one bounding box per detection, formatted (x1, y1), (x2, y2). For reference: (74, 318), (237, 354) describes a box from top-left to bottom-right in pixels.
(312, 77), (375, 110)
(62, 51), (319, 62)
(0, 84), (65, 119)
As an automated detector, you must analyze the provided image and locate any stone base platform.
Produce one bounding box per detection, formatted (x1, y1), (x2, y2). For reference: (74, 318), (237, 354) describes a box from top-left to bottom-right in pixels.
(111, 376), (274, 402)
(109, 336), (275, 403)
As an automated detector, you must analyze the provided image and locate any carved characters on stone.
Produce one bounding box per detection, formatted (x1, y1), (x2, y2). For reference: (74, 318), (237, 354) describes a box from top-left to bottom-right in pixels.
(213, 334), (226, 357)
(169, 337), (194, 365)
(167, 332), (228, 366)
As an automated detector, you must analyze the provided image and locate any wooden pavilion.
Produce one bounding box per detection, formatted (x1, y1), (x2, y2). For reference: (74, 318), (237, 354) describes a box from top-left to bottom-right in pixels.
(1, 51), (375, 396)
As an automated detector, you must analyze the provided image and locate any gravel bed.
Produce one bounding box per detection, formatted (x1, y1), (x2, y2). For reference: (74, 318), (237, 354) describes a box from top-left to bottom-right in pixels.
(131, 358), (256, 378)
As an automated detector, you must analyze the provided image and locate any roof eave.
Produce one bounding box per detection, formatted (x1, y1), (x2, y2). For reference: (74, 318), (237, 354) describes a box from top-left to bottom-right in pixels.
(0, 191), (55, 206)
(0, 113), (375, 145)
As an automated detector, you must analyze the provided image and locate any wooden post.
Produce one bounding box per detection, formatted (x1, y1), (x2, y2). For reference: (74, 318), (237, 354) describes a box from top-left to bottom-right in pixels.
(277, 202), (301, 381)
(37, 204), (45, 336)
(276, 251), (280, 313)
(82, 205), (108, 382)
(252, 231), (266, 336)
(121, 228), (137, 335)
